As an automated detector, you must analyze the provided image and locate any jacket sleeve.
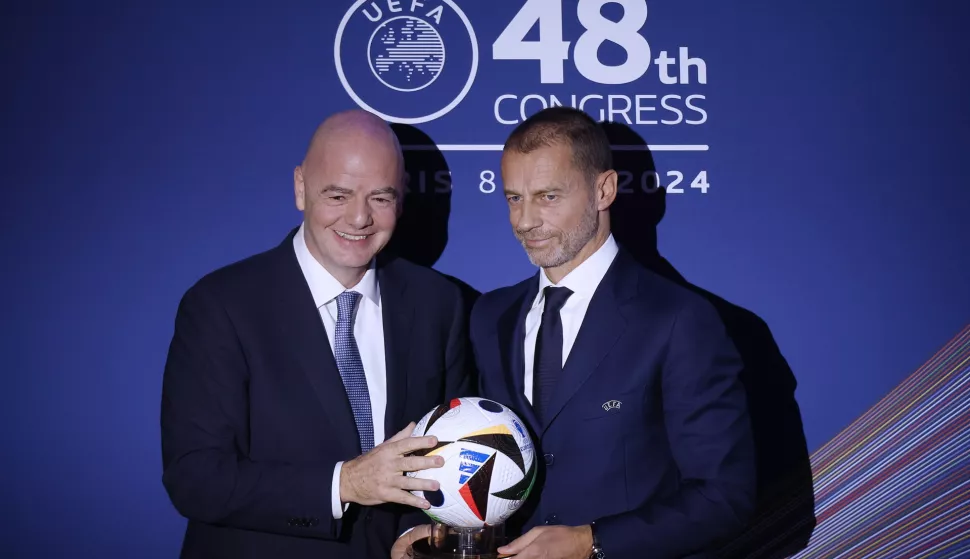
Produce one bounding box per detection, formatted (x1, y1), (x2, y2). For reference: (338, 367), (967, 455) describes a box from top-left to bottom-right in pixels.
(160, 280), (345, 539)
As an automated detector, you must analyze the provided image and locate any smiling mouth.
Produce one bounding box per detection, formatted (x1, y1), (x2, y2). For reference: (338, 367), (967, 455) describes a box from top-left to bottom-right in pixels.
(335, 231), (370, 241)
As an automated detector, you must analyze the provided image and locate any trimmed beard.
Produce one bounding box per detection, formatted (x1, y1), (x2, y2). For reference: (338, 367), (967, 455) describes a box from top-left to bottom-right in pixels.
(517, 198), (599, 269)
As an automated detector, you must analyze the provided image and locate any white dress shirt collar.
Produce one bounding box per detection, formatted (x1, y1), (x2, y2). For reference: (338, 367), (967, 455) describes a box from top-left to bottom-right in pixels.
(293, 223), (380, 308)
(532, 233), (619, 309)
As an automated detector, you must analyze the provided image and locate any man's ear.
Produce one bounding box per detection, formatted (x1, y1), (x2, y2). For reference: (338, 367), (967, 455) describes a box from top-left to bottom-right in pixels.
(294, 166), (306, 211)
(596, 169), (618, 211)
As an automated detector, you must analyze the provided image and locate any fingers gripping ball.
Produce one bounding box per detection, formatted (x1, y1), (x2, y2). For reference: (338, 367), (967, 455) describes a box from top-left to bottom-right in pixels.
(406, 398), (537, 528)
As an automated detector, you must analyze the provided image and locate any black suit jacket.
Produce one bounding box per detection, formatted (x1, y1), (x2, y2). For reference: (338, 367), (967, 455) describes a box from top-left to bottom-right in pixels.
(160, 228), (474, 559)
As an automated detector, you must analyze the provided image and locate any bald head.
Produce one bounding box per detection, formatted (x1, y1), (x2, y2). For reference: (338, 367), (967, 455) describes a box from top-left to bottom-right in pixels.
(294, 110), (407, 287)
(301, 109), (404, 181)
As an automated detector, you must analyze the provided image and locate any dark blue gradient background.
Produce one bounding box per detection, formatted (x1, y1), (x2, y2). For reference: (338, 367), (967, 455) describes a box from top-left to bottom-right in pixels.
(2, 1), (967, 557)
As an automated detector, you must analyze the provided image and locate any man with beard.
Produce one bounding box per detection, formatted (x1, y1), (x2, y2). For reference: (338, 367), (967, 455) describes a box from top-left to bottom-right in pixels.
(462, 107), (756, 559)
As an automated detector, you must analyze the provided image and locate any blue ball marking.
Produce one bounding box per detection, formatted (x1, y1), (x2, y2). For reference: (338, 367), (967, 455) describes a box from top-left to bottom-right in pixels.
(478, 399), (504, 413)
(424, 488), (445, 507)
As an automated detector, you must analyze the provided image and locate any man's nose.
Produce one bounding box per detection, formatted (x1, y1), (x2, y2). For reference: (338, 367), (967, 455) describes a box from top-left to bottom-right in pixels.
(344, 196), (373, 228)
(514, 200), (541, 232)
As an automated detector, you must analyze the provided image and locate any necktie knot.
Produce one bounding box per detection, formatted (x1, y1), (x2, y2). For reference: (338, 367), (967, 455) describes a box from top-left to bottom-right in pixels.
(542, 286), (573, 315)
(336, 291), (362, 324)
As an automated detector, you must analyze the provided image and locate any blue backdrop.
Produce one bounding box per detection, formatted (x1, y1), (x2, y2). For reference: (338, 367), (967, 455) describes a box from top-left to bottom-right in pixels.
(2, 1), (968, 557)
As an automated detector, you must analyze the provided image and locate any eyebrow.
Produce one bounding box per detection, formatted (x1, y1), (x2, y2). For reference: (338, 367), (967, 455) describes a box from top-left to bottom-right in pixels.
(320, 185), (399, 198)
(369, 186), (399, 198)
(504, 185), (564, 196)
(321, 185), (353, 195)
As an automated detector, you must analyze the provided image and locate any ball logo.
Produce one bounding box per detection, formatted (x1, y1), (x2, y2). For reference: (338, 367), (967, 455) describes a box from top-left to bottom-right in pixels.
(457, 448), (490, 484)
(334, 0), (479, 124)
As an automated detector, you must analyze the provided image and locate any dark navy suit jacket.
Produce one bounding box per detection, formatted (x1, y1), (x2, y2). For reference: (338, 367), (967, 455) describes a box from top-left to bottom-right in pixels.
(469, 247), (757, 559)
(160, 228), (473, 559)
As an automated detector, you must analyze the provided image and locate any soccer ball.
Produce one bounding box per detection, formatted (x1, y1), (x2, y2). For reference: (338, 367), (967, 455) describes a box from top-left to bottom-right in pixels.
(406, 397), (537, 528)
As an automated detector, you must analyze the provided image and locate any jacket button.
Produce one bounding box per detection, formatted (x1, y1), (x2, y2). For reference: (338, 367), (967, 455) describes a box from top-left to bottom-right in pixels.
(544, 453), (555, 465)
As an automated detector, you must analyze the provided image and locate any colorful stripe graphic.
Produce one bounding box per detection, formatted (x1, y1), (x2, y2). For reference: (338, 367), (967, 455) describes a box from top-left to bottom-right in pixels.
(792, 324), (970, 558)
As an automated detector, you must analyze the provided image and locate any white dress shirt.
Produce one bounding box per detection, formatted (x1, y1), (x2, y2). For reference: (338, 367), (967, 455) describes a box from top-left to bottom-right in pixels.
(523, 234), (619, 403)
(293, 223), (387, 520)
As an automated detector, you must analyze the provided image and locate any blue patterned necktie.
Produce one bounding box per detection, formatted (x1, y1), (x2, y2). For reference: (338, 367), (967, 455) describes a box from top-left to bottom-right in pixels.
(334, 291), (374, 453)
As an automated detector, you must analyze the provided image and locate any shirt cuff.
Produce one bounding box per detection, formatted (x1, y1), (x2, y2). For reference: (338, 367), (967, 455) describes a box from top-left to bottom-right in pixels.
(332, 461), (350, 519)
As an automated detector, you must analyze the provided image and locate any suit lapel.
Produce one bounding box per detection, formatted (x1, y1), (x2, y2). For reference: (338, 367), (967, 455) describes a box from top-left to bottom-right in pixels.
(540, 250), (639, 435)
(377, 258), (414, 438)
(499, 275), (539, 433)
(274, 230), (361, 457)
(497, 276), (541, 437)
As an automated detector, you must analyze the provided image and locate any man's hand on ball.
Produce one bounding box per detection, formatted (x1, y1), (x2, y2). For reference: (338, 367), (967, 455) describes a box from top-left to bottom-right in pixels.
(497, 525), (593, 559)
(339, 421), (444, 508)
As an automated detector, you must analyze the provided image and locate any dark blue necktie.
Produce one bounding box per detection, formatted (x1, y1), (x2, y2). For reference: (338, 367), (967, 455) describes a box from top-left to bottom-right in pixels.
(334, 291), (374, 453)
(533, 286), (573, 424)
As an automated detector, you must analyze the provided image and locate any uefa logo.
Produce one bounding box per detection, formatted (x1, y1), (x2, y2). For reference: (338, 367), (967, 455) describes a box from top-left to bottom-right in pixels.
(334, 0), (479, 124)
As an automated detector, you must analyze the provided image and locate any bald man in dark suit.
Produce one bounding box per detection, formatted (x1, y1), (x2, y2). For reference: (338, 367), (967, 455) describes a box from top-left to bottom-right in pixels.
(161, 110), (473, 559)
